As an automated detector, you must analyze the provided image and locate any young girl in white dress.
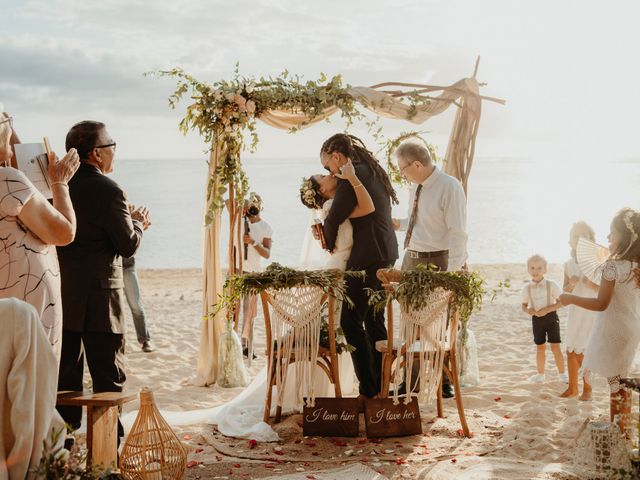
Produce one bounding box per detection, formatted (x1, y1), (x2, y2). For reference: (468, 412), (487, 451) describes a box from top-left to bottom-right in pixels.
(560, 208), (640, 433)
(560, 222), (599, 400)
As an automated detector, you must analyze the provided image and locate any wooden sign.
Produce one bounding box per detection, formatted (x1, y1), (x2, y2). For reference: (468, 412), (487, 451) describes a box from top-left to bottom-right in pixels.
(364, 397), (422, 437)
(303, 397), (359, 437)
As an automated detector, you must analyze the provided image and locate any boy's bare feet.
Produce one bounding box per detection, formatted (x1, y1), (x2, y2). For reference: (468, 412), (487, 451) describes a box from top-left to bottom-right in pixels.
(559, 388), (578, 398)
(579, 386), (592, 401)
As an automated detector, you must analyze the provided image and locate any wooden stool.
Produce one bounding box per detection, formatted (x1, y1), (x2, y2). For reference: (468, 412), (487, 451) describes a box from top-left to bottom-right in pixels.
(56, 391), (136, 469)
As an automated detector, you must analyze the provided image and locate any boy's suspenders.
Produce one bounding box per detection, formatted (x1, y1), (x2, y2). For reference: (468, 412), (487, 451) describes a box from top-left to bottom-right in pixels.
(528, 280), (552, 313)
(528, 284), (535, 311)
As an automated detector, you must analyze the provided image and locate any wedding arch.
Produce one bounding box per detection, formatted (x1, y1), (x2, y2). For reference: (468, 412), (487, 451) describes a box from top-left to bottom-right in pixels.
(155, 57), (504, 386)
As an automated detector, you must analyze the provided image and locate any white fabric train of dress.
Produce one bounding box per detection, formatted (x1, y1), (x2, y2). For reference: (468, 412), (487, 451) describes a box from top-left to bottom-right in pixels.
(123, 200), (356, 441)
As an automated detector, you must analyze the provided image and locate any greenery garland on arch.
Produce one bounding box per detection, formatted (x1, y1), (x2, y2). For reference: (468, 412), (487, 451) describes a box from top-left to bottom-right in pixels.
(151, 66), (373, 223)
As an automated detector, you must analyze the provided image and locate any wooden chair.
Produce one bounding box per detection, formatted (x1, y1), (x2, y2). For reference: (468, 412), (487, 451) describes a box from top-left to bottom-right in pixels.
(375, 268), (471, 437)
(260, 285), (342, 423)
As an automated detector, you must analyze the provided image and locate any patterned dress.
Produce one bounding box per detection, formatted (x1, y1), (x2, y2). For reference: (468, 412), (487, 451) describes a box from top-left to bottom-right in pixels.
(0, 167), (62, 360)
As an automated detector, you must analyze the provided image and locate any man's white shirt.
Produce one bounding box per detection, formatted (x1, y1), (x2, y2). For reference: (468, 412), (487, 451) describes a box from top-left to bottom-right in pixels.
(244, 219), (273, 273)
(400, 167), (468, 271)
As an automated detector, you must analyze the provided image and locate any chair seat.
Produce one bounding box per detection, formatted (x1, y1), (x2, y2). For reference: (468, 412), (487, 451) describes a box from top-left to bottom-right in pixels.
(375, 338), (450, 353)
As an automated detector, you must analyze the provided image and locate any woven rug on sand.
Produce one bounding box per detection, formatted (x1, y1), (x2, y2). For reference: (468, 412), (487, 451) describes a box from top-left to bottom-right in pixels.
(262, 462), (387, 480)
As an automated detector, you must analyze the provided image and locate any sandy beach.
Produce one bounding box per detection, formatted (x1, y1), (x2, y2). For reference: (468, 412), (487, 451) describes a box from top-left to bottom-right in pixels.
(116, 264), (629, 479)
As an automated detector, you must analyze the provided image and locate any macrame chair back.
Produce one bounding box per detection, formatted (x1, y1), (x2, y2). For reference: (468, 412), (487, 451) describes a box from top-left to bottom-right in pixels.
(261, 285), (329, 409)
(393, 287), (454, 405)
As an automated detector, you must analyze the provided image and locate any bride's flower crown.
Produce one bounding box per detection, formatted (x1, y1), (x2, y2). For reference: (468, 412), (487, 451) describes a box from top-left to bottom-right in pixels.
(300, 177), (319, 209)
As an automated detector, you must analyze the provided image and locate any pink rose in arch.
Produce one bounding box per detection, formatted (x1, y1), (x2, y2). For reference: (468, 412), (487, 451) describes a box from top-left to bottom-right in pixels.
(246, 100), (256, 114)
(234, 94), (247, 111)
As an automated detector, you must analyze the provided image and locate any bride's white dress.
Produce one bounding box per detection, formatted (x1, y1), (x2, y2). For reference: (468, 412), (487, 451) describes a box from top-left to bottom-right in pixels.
(123, 200), (356, 441)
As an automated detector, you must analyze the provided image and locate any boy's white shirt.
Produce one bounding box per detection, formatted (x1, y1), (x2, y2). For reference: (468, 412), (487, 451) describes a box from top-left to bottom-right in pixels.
(520, 278), (562, 311)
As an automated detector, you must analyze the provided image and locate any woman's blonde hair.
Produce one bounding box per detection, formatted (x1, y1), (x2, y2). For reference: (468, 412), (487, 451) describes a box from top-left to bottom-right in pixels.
(569, 221), (596, 259)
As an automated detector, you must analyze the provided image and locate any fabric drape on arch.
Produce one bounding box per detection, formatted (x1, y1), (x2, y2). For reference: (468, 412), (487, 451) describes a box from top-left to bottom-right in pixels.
(194, 139), (227, 386)
(198, 76), (498, 384)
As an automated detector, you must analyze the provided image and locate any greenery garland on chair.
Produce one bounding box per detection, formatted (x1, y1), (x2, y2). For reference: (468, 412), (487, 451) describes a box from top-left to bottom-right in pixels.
(212, 263), (364, 353)
(369, 264), (485, 341)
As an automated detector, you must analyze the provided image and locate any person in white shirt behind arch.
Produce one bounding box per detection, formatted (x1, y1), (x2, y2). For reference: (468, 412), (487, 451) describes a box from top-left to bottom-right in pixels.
(240, 193), (273, 357)
(393, 140), (469, 398)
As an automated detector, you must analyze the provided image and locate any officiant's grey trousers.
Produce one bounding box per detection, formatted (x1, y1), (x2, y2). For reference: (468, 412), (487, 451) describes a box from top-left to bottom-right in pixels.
(341, 261), (393, 398)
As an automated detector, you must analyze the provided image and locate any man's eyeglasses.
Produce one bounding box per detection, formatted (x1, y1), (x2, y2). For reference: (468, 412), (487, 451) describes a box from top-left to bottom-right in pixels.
(0, 116), (13, 128)
(94, 142), (116, 151)
(399, 162), (413, 174)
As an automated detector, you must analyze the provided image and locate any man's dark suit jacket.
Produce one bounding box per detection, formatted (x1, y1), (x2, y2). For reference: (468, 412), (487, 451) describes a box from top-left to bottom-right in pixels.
(323, 161), (398, 270)
(58, 163), (143, 333)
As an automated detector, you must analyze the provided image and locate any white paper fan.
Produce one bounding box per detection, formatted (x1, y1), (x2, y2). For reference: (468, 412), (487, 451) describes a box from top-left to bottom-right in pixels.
(576, 237), (610, 284)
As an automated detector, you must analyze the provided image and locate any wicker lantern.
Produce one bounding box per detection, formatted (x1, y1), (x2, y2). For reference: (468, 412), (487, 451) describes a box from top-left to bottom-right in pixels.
(573, 421), (632, 479)
(120, 388), (187, 479)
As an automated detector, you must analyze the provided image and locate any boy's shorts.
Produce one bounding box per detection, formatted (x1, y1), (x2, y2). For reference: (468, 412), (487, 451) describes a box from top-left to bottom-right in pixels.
(532, 311), (561, 345)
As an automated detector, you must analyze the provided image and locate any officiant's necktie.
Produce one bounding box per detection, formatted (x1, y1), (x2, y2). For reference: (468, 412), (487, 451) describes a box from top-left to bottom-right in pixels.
(404, 184), (423, 249)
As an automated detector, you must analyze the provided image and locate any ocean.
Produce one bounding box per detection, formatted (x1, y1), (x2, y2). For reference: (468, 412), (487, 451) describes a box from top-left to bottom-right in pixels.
(111, 156), (640, 269)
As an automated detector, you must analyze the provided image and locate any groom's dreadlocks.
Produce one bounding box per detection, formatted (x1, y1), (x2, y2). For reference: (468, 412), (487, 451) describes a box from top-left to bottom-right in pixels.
(321, 133), (398, 205)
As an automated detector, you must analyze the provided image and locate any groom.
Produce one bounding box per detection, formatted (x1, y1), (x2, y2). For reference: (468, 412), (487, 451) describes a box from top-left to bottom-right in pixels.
(319, 133), (399, 400)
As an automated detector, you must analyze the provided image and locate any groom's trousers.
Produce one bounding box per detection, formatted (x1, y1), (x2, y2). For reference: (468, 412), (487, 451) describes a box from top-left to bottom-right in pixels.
(341, 261), (393, 398)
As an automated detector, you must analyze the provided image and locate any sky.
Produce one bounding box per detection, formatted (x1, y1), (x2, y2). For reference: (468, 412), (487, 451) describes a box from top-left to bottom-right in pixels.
(2, 0), (640, 162)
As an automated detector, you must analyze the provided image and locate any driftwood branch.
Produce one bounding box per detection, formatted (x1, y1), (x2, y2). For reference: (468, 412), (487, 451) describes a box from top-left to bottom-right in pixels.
(369, 82), (505, 105)
(472, 56), (481, 78)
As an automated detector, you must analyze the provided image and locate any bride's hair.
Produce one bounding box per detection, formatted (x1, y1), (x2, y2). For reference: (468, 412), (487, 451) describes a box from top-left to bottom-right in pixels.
(320, 133), (398, 205)
(300, 176), (325, 209)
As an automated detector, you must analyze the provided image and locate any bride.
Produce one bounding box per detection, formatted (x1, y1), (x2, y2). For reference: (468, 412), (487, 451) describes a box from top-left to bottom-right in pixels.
(123, 161), (373, 441)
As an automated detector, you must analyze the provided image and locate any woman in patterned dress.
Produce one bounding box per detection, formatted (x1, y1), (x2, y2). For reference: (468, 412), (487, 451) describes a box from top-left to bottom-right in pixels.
(0, 112), (79, 361)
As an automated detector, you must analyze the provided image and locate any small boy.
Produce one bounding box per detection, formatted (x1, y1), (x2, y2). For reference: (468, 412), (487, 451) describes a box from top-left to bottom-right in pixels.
(521, 254), (567, 383)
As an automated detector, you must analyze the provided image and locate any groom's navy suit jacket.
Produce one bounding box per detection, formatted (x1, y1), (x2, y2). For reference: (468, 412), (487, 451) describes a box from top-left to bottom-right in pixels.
(323, 161), (398, 270)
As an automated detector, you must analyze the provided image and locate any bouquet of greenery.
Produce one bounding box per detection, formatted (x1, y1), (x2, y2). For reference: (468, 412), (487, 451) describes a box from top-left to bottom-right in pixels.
(319, 308), (355, 354)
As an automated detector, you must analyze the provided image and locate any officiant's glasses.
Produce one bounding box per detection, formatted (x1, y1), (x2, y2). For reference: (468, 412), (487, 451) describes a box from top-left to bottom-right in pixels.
(94, 142), (116, 151)
(0, 116), (13, 128)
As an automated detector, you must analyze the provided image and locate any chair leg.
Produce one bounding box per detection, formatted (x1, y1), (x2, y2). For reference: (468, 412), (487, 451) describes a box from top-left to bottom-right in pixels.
(379, 353), (392, 398)
(436, 376), (443, 418)
(379, 354), (387, 398)
(275, 405), (282, 424)
(449, 352), (470, 437)
(331, 355), (342, 398)
(263, 362), (276, 423)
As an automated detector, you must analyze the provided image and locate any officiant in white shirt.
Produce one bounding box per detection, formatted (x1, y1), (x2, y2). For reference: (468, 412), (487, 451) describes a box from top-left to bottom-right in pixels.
(394, 141), (468, 273)
(394, 141), (468, 398)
